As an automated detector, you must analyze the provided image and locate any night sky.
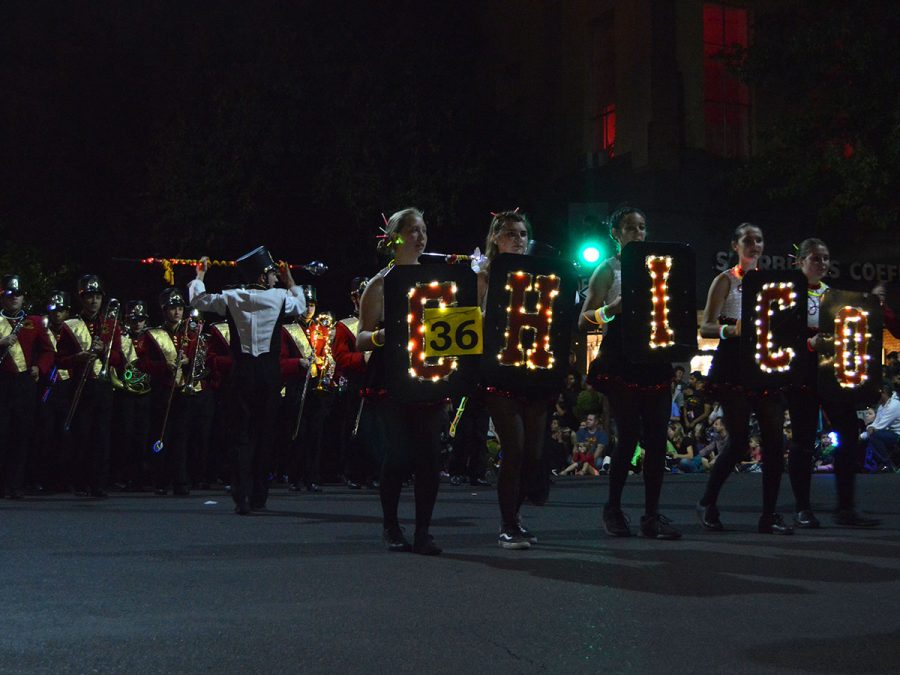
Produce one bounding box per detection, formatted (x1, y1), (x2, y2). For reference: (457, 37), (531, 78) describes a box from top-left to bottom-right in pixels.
(2, 1), (537, 316)
(4, 1), (899, 317)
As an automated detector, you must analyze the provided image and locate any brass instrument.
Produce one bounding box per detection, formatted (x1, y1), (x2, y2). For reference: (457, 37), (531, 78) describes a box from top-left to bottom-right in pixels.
(152, 316), (192, 453)
(64, 299), (121, 432)
(111, 362), (151, 395)
(111, 326), (151, 395)
(182, 310), (209, 394)
(0, 310), (27, 368)
(313, 313), (340, 393)
(96, 299), (121, 383)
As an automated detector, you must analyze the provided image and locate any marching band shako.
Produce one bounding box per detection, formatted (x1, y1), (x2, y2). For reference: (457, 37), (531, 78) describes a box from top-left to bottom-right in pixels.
(620, 241), (697, 363)
(383, 264), (478, 403)
(816, 289), (883, 403)
(738, 270), (808, 388)
(480, 253), (578, 396)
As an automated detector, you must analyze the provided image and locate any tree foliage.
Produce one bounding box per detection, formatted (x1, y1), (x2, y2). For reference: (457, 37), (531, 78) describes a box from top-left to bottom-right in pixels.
(732, 1), (900, 229)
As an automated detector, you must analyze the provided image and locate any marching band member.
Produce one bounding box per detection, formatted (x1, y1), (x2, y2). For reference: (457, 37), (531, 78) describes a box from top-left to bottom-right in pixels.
(113, 300), (152, 491)
(55, 274), (124, 498)
(34, 290), (74, 493)
(332, 276), (376, 489)
(476, 210), (546, 549)
(579, 207), (681, 540)
(0, 275), (54, 499)
(301, 305), (337, 492)
(204, 311), (234, 486)
(696, 224), (791, 534)
(357, 208), (443, 555)
(279, 288), (314, 490)
(140, 288), (194, 496)
(785, 238), (879, 527)
(189, 246), (306, 515)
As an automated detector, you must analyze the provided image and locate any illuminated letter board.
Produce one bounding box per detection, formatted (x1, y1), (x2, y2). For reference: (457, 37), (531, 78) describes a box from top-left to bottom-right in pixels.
(738, 270), (807, 388)
(480, 253), (577, 396)
(817, 289), (883, 403)
(620, 242), (697, 363)
(383, 264), (478, 403)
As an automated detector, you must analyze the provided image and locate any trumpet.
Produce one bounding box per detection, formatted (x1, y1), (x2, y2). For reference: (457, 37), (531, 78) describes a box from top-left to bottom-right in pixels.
(0, 310), (27, 368)
(64, 299), (121, 432)
(182, 310), (209, 394)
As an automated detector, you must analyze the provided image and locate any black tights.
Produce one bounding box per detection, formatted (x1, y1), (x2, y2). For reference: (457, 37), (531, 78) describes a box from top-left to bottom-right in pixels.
(605, 383), (670, 516)
(378, 401), (443, 535)
(786, 388), (858, 512)
(485, 394), (547, 528)
(700, 390), (784, 514)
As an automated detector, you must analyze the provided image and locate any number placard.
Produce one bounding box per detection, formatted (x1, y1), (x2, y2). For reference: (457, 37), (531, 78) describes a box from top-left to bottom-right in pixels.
(423, 307), (483, 356)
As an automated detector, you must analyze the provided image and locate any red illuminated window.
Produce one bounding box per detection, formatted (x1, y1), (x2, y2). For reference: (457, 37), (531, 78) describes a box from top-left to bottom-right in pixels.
(703, 4), (749, 159)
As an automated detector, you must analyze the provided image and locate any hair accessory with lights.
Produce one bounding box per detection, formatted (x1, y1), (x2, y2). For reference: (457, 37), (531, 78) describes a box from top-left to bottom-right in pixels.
(370, 329), (384, 348)
(490, 207), (520, 217)
(719, 325), (729, 340)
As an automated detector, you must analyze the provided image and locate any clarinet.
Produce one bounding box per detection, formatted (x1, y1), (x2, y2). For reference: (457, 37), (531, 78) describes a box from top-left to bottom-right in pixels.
(0, 310), (27, 368)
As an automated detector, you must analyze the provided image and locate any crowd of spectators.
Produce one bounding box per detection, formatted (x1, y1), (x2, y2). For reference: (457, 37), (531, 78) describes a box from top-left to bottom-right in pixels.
(538, 352), (900, 483)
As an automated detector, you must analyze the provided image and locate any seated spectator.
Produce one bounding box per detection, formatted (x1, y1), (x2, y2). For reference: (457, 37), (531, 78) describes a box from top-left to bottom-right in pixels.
(860, 384), (900, 471)
(671, 366), (686, 422)
(559, 442), (599, 476)
(682, 372), (712, 432)
(546, 416), (573, 472)
(574, 382), (610, 433)
(555, 372), (581, 430)
(666, 422), (692, 470)
(738, 435), (763, 472)
(679, 417), (727, 473)
(814, 431), (836, 473)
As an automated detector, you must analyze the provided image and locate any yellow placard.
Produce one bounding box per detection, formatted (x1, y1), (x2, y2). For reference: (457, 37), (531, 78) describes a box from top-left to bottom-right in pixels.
(423, 307), (483, 356)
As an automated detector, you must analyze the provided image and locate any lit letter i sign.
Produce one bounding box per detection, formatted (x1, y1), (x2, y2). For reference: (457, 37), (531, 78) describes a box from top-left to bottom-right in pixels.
(498, 272), (559, 369)
(754, 282), (797, 373)
(646, 255), (674, 348)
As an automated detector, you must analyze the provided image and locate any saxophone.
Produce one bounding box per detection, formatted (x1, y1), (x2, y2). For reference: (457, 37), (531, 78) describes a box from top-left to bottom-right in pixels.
(313, 312), (339, 392)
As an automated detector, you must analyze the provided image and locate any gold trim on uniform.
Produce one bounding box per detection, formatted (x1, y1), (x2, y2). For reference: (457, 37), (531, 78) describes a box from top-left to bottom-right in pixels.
(0, 316), (28, 373)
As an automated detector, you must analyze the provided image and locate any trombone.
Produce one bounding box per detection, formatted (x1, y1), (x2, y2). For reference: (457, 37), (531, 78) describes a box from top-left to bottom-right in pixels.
(64, 299), (121, 432)
(152, 316), (193, 453)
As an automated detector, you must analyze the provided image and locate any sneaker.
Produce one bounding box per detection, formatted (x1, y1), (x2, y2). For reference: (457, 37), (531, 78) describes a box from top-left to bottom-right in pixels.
(697, 502), (724, 531)
(498, 526), (531, 550)
(601, 504), (631, 537)
(758, 513), (793, 535)
(794, 509), (820, 529)
(412, 532), (442, 556)
(382, 526), (412, 552)
(515, 515), (537, 544)
(833, 509), (880, 528)
(640, 513), (682, 540)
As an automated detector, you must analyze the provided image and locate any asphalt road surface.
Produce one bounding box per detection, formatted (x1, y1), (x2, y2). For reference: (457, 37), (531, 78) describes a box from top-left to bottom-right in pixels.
(2, 473), (899, 674)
